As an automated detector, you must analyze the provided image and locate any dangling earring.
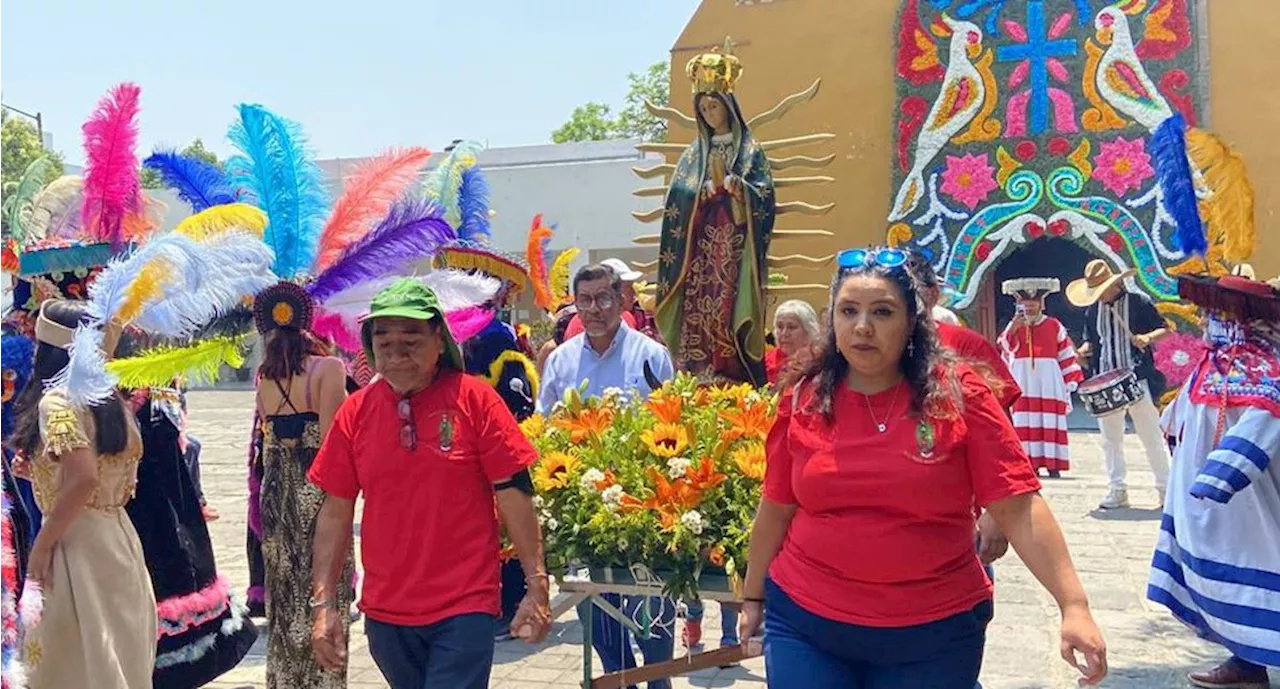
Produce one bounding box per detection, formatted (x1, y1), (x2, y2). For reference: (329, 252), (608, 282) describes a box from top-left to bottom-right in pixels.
(908, 339), (916, 357)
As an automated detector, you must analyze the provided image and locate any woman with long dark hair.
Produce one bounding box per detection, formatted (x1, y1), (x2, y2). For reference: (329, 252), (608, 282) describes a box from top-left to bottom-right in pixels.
(11, 300), (156, 688)
(251, 282), (352, 688)
(738, 248), (1108, 687)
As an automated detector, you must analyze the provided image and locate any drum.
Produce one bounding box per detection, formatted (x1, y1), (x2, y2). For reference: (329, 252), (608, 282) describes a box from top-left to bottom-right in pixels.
(1077, 368), (1146, 417)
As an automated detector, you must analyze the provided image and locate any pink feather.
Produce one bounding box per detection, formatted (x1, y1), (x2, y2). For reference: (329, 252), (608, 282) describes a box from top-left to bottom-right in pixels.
(313, 147), (432, 272)
(81, 83), (144, 245)
(312, 311), (364, 353)
(447, 306), (496, 344)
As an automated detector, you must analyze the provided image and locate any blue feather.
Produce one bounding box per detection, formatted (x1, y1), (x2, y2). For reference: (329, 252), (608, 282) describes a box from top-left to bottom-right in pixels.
(225, 104), (330, 278)
(1152, 113), (1206, 257)
(142, 150), (238, 212)
(308, 198), (455, 302)
(457, 166), (491, 243)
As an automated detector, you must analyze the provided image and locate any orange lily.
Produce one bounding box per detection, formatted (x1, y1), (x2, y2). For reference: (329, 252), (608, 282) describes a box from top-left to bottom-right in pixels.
(685, 457), (727, 492)
(554, 406), (614, 443)
(719, 399), (773, 442)
(646, 389), (684, 424)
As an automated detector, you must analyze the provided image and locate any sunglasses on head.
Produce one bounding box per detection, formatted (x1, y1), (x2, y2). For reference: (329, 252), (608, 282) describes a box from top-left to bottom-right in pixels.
(837, 247), (909, 271)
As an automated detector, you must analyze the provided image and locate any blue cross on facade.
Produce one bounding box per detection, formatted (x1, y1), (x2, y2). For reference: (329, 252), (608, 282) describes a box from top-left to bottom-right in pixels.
(929, 0), (1091, 36)
(995, 0), (1078, 135)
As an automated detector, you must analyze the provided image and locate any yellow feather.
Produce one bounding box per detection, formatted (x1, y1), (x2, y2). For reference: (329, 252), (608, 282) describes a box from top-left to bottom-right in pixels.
(106, 336), (247, 389)
(548, 247), (580, 309)
(117, 259), (173, 324)
(1186, 128), (1256, 263)
(174, 203), (267, 241)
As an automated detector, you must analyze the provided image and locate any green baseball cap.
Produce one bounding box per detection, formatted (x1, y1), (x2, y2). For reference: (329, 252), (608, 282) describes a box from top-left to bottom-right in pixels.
(359, 278), (465, 371)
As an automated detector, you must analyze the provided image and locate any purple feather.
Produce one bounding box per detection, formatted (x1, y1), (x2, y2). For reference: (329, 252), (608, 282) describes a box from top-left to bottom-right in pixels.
(307, 198), (456, 302)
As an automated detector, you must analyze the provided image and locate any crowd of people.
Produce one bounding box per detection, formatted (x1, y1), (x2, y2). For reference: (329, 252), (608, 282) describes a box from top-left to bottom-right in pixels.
(0, 91), (1274, 689)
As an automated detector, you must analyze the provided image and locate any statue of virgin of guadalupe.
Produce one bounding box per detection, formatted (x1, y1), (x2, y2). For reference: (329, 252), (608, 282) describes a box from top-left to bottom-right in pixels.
(655, 45), (776, 387)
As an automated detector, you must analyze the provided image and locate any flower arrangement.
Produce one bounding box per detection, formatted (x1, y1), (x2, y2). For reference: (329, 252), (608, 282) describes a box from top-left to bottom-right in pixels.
(522, 373), (775, 599)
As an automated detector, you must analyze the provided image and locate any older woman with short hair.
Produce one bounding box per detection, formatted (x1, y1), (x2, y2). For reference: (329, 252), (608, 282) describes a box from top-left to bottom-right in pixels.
(765, 300), (820, 385)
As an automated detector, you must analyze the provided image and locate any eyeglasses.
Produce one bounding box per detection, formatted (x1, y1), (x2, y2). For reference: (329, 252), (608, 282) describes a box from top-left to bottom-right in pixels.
(398, 397), (417, 451)
(837, 248), (909, 271)
(574, 294), (616, 311)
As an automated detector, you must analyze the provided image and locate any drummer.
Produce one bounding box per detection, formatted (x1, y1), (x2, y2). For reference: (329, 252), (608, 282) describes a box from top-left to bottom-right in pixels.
(1067, 260), (1171, 510)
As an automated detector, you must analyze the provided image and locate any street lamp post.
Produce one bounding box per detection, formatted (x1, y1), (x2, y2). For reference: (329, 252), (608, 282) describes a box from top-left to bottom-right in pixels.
(1, 103), (45, 145)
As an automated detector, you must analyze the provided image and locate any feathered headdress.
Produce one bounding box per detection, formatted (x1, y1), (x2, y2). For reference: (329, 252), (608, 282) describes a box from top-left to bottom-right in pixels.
(1152, 114), (1205, 257)
(53, 229), (277, 406)
(225, 104), (331, 279)
(422, 141), (484, 230)
(526, 215), (555, 311)
(3, 157), (56, 245)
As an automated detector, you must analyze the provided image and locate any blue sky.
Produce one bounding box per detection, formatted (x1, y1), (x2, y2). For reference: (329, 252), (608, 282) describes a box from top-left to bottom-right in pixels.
(1, 0), (698, 164)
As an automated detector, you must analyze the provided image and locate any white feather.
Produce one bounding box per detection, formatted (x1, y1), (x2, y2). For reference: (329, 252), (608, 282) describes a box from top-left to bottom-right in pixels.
(45, 326), (118, 407)
(317, 269), (499, 334)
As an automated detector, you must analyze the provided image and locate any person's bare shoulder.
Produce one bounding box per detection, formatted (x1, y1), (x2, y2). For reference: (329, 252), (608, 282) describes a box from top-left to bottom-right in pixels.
(315, 356), (348, 379)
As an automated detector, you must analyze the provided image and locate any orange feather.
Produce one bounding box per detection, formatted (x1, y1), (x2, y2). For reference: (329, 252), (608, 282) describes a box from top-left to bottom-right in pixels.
(313, 147), (432, 272)
(526, 214), (555, 311)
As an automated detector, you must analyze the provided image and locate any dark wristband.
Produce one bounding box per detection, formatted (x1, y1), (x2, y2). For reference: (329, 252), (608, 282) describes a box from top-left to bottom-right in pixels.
(743, 596), (764, 603)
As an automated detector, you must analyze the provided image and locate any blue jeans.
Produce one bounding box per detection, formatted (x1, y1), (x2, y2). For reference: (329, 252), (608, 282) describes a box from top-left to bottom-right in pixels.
(764, 579), (992, 688)
(577, 594), (676, 689)
(365, 614), (495, 689)
(685, 598), (740, 645)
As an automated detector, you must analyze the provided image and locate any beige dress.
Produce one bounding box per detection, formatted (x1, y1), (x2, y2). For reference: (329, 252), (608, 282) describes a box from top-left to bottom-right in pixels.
(24, 388), (158, 689)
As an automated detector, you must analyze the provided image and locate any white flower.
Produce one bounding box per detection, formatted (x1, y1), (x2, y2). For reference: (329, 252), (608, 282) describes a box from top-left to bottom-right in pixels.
(601, 484), (625, 513)
(680, 510), (705, 535)
(547, 518), (559, 531)
(746, 390), (763, 404)
(666, 457), (692, 479)
(618, 538), (629, 549)
(580, 468), (606, 491)
(533, 495), (545, 509)
(1172, 350), (1190, 366)
(602, 387), (625, 402)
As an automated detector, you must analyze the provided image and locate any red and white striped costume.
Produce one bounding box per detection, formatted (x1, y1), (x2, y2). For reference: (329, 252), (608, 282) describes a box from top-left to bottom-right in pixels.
(998, 316), (1084, 472)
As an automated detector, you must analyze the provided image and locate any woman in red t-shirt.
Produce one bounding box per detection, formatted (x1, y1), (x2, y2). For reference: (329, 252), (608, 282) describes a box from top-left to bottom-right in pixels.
(764, 299), (819, 385)
(739, 248), (1107, 687)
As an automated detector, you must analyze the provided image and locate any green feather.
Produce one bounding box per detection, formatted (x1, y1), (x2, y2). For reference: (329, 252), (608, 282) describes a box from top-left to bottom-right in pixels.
(105, 336), (247, 389)
(5, 157), (56, 242)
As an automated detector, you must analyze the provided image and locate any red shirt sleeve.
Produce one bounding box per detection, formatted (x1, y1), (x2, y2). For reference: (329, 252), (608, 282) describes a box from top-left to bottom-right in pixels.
(470, 381), (539, 483)
(958, 368), (1041, 507)
(308, 396), (361, 499)
(764, 384), (800, 504)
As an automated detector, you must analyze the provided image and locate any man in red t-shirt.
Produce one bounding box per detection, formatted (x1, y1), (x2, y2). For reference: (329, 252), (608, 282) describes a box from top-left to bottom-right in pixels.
(307, 279), (549, 689)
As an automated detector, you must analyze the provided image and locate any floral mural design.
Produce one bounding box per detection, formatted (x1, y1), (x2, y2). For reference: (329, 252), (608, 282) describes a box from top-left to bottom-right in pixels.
(1092, 136), (1154, 195)
(941, 153), (1000, 209)
(889, 0), (1204, 312)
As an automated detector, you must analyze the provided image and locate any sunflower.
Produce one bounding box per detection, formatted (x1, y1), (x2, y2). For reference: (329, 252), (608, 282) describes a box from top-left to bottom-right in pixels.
(554, 406), (614, 444)
(645, 389), (684, 424)
(519, 413), (546, 440)
(707, 383), (753, 405)
(731, 442), (766, 481)
(641, 422), (690, 458)
(533, 451), (581, 492)
(719, 400), (773, 442)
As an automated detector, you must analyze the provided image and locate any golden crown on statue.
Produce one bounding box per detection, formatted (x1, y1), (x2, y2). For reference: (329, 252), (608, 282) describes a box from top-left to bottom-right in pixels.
(686, 37), (743, 94)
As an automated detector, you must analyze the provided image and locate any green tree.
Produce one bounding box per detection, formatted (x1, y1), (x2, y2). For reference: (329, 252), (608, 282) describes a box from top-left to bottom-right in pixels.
(551, 61), (670, 144)
(140, 138), (223, 189)
(2, 110), (64, 191)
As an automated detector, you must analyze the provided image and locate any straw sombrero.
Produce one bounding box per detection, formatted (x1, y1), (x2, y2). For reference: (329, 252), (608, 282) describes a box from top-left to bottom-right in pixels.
(1066, 260), (1136, 307)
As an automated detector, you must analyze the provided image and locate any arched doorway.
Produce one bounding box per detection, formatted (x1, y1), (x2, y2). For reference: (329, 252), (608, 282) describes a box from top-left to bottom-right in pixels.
(989, 238), (1093, 344)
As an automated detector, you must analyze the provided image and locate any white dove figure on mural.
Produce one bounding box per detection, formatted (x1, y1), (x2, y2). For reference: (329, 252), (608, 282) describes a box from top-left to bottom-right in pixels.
(1094, 6), (1173, 133)
(888, 14), (987, 223)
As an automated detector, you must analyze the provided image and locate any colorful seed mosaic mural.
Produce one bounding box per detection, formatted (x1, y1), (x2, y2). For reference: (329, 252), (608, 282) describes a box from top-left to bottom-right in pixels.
(887, 0), (1210, 311)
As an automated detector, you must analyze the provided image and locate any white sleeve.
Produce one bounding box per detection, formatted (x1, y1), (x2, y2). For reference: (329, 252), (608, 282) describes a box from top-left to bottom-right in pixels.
(1190, 406), (1279, 503)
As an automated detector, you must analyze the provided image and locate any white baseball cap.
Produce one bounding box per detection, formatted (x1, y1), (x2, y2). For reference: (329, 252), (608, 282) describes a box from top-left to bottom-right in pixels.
(601, 258), (643, 282)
